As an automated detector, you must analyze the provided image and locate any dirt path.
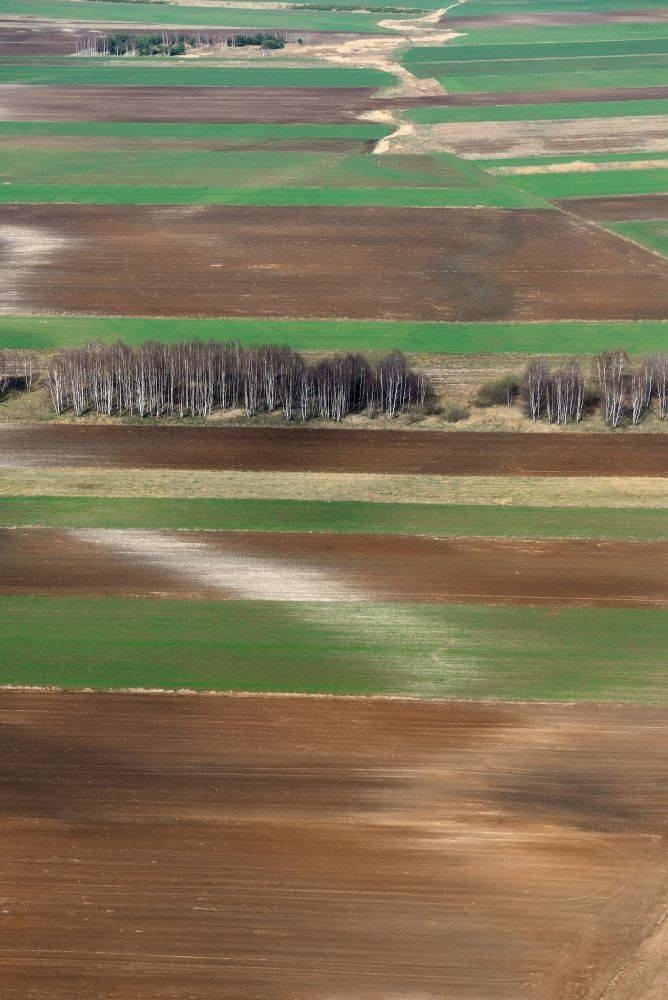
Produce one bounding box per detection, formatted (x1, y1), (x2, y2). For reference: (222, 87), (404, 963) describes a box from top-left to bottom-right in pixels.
(1, 425), (665, 476)
(0, 690), (665, 999)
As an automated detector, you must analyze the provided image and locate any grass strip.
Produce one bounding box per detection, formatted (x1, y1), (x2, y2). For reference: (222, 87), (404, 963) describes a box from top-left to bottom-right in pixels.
(1, 496), (665, 540)
(0, 596), (664, 703)
(1, 317), (666, 352)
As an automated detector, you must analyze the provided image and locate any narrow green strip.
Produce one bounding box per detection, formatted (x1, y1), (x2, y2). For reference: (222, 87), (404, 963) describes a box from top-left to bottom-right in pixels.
(1, 498), (665, 541)
(1, 317), (666, 353)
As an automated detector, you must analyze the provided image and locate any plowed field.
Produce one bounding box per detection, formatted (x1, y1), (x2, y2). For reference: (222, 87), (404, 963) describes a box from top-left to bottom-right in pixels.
(2, 204), (668, 320)
(0, 690), (665, 1000)
(2, 425), (666, 475)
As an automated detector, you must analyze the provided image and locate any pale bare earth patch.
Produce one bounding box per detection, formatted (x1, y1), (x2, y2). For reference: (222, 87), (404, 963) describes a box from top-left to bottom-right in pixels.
(71, 528), (365, 601)
(0, 225), (70, 313)
(492, 159), (668, 176)
(426, 116), (668, 159)
(2, 466), (666, 507)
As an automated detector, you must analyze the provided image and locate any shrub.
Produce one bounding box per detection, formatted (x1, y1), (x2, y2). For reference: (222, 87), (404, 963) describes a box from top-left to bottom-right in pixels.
(442, 404), (469, 423)
(475, 375), (519, 408)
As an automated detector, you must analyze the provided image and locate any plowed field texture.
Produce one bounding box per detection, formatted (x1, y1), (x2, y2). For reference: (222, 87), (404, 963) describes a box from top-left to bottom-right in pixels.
(0, 1), (666, 997)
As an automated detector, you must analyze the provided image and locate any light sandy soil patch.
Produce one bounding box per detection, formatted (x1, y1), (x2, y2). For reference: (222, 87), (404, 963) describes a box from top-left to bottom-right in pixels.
(427, 116), (668, 159)
(2, 528), (656, 607)
(0, 225), (70, 313)
(0, 690), (665, 999)
(492, 159), (668, 176)
(1, 425), (666, 476)
(1, 466), (665, 507)
(69, 527), (366, 601)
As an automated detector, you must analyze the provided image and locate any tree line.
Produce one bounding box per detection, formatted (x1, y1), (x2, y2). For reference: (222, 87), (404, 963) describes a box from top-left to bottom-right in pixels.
(523, 351), (667, 428)
(0, 349), (35, 400)
(75, 30), (291, 56)
(46, 342), (427, 422)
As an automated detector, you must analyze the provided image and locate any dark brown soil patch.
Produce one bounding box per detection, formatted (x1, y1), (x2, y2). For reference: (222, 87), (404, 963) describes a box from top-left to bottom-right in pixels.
(557, 195), (668, 222)
(397, 87), (668, 109)
(0, 690), (665, 999)
(2, 528), (663, 607)
(0, 84), (377, 124)
(0, 134), (375, 154)
(2, 203), (668, 321)
(1, 425), (665, 476)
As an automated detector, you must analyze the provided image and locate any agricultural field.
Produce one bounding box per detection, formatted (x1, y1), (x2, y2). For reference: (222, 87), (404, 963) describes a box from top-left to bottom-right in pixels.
(0, 0), (666, 997)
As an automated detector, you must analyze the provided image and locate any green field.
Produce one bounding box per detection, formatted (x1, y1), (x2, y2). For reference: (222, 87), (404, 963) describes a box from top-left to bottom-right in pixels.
(411, 62), (666, 95)
(0, 0), (398, 33)
(2, 316), (666, 352)
(2, 497), (665, 540)
(413, 38), (668, 62)
(1, 596), (665, 702)
(0, 121), (391, 141)
(0, 183), (544, 207)
(607, 220), (668, 257)
(0, 62), (394, 88)
(406, 99), (668, 124)
(519, 167), (668, 199)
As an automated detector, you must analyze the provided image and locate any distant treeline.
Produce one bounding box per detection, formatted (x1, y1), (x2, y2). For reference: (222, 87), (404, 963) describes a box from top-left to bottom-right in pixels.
(76, 30), (290, 57)
(477, 351), (667, 428)
(291, 4), (426, 12)
(46, 342), (427, 422)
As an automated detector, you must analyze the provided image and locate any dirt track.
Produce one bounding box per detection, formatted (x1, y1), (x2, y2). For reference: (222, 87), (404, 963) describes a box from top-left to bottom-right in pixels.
(0, 690), (665, 1000)
(2, 204), (668, 321)
(1, 425), (665, 476)
(557, 195), (668, 221)
(1, 527), (664, 607)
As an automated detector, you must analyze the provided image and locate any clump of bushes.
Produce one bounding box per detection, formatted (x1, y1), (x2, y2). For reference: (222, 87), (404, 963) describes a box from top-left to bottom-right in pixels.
(474, 375), (519, 408)
(46, 342), (428, 422)
(227, 32), (286, 50)
(441, 404), (469, 423)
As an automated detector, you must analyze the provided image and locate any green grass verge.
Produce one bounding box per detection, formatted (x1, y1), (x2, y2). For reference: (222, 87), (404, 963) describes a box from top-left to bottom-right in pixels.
(0, 62), (393, 88)
(0, 0), (396, 33)
(606, 220), (668, 257)
(1, 597), (664, 703)
(406, 99), (668, 124)
(2, 317), (666, 352)
(2, 497), (665, 540)
(523, 167), (668, 199)
(0, 184), (543, 207)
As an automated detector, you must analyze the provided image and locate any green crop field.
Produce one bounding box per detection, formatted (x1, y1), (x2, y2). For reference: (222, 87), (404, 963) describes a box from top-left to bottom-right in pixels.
(0, 596), (665, 702)
(412, 38), (668, 62)
(2, 497), (665, 540)
(406, 99), (668, 124)
(0, 183), (545, 207)
(517, 167), (668, 199)
(409, 61), (666, 95)
(0, 62), (395, 88)
(0, 0), (398, 33)
(0, 121), (391, 141)
(606, 221), (668, 258)
(2, 316), (666, 353)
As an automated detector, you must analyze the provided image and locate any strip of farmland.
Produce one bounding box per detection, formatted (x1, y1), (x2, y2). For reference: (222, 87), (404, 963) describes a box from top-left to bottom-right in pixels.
(2, 425), (666, 476)
(2, 527), (664, 607)
(2, 204), (668, 320)
(0, 692), (665, 998)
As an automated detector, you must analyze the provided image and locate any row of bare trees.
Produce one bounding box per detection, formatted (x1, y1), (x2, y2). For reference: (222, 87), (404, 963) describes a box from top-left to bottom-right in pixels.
(46, 342), (427, 422)
(0, 349), (35, 400)
(74, 29), (291, 56)
(523, 352), (667, 427)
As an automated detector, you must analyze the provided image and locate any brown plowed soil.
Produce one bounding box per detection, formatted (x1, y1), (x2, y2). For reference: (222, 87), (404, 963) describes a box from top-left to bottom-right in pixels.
(2, 425), (665, 475)
(0, 690), (665, 999)
(447, 9), (668, 28)
(2, 85), (666, 123)
(0, 84), (378, 124)
(2, 204), (668, 321)
(1, 527), (664, 607)
(557, 195), (668, 222)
